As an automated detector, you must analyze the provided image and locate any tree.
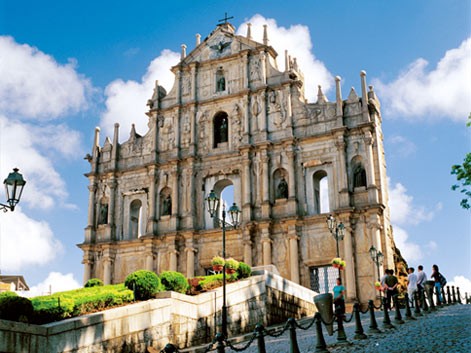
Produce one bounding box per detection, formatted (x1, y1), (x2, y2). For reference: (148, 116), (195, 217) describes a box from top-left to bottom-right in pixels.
(451, 114), (471, 210)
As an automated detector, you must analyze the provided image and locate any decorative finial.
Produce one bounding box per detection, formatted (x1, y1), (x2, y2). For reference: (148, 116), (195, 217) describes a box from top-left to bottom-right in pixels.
(247, 23), (252, 39)
(263, 24), (269, 45)
(196, 33), (201, 46)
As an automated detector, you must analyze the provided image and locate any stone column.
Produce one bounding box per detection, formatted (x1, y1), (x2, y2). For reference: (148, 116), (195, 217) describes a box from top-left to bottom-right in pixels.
(363, 131), (379, 203)
(261, 148), (270, 217)
(82, 256), (92, 284)
(288, 227), (300, 284)
(260, 225), (272, 265)
(108, 179), (116, 228)
(87, 182), (97, 229)
(243, 226), (253, 266)
(342, 225), (357, 300)
(145, 253), (154, 272)
(147, 167), (158, 234)
(169, 247), (178, 271)
(190, 63), (197, 101)
(286, 148), (295, 198)
(335, 136), (349, 207)
(185, 246), (196, 278)
(103, 257), (112, 285)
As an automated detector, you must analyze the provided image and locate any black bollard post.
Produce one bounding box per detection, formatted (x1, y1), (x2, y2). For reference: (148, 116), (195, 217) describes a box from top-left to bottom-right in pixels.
(441, 287), (447, 305)
(452, 286), (457, 304)
(465, 292), (469, 304)
(254, 324), (266, 353)
(353, 303), (368, 339)
(393, 295), (404, 324)
(216, 332), (225, 353)
(314, 313), (329, 353)
(457, 287), (462, 304)
(413, 291), (423, 317)
(404, 293), (416, 320)
(288, 318), (301, 353)
(367, 300), (382, 334)
(425, 282), (436, 311)
(447, 286), (452, 305)
(421, 288), (430, 313)
(382, 297), (395, 329)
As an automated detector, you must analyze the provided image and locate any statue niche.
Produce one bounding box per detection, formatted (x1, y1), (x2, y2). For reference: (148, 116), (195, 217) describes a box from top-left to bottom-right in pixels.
(213, 111), (229, 148)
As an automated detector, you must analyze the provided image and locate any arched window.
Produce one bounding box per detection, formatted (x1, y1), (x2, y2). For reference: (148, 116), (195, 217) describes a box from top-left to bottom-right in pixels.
(216, 67), (225, 92)
(160, 187), (172, 217)
(129, 199), (142, 238)
(273, 168), (288, 200)
(313, 171), (329, 214)
(213, 112), (229, 147)
(351, 156), (367, 188)
(206, 179), (235, 229)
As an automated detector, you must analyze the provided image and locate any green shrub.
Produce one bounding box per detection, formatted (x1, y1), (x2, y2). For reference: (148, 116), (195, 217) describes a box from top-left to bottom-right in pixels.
(159, 271), (189, 294)
(84, 278), (104, 288)
(199, 274), (223, 291)
(0, 295), (33, 322)
(237, 262), (252, 279)
(0, 291), (18, 299)
(30, 284), (133, 324)
(124, 270), (162, 300)
(225, 258), (239, 271)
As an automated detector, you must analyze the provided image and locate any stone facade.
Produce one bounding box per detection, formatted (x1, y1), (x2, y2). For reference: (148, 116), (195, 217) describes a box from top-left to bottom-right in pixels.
(79, 22), (397, 303)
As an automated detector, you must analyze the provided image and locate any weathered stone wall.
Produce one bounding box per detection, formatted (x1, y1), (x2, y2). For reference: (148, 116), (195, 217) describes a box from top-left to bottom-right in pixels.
(0, 271), (317, 353)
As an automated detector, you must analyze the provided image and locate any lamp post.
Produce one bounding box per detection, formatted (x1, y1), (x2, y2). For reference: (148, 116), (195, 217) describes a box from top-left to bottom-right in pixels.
(1, 168), (26, 212)
(326, 215), (345, 278)
(368, 246), (384, 281)
(205, 190), (240, 338)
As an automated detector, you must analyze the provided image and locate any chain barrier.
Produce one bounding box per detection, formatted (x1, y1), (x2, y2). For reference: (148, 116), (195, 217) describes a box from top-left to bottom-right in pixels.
(224, 332), (257, 352)
(342, 310), (354, 323)
(159, 291), (469, 352)
(264, 320), (290, 338)
(292, 314), (317, 330)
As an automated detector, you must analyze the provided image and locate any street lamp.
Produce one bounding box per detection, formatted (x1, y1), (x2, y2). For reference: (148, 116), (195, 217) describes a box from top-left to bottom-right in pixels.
(1, 168), (26, 212)
(205, 190), (240, 338)
(369, 245), (384, 281)
(326, 214), (345, 258)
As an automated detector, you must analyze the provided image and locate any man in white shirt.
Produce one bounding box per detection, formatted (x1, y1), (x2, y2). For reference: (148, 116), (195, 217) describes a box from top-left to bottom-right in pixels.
(416, 265), (427, 307)
(407, 267), (418, 307)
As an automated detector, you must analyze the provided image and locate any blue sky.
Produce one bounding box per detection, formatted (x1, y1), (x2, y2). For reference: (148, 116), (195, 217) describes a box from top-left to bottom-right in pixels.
(0, 0), (470, 296)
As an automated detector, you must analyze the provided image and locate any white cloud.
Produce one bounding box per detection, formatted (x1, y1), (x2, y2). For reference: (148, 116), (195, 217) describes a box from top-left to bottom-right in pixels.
(236, 14), (333, 102)
(393, 226), (423, 262)
(0, 36), (92, 120)
(0, 208), (63, 273)
(373, 37), (471, 121)
(0, 116), (78, 210)
(101, 49), (180, 139)
(387, 135), (417, 157)
(448, 276), (471, 299)
(19, 272), (81, 298)
(388, 180), (437, 225)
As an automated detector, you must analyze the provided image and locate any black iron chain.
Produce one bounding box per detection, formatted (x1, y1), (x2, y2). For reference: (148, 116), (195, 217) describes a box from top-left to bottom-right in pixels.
(265, 321), (290, 338)
(224, 332), (257, 352)
(293, 315), (316, 330)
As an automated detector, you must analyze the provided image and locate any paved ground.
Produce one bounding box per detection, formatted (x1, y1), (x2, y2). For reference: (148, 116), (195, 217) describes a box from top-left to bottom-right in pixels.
(183, 304), (471, 353)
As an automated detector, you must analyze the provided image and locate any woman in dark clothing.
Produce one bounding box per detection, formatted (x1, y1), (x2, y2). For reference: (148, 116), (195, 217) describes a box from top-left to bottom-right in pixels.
(431, 264), (443, 303)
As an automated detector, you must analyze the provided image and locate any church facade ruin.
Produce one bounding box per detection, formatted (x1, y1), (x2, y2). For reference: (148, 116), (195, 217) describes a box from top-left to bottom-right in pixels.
(79, 21), (397, 303)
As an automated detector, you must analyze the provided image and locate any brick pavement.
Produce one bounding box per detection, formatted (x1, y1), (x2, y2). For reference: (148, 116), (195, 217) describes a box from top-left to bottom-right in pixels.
(184, 304), (471, 353)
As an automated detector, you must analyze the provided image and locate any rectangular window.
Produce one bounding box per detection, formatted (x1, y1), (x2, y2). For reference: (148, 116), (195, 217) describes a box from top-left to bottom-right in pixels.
(310, 265), (338, 294)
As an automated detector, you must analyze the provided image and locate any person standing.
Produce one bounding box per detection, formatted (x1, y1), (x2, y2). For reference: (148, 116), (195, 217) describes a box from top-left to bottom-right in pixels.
(407, 267), (418, 307)
(385, 269), (399, 309)
(431, 264), (443, 303)
(416, 265), (427, 306)
(333, 277), (346, 316)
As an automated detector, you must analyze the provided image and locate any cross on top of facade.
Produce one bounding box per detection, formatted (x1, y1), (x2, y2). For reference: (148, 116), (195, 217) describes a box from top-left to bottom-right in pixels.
(218, 12), (234, 25)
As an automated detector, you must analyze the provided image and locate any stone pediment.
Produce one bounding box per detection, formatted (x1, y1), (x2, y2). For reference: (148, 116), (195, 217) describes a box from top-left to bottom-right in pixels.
(180, 23), (277, 67)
